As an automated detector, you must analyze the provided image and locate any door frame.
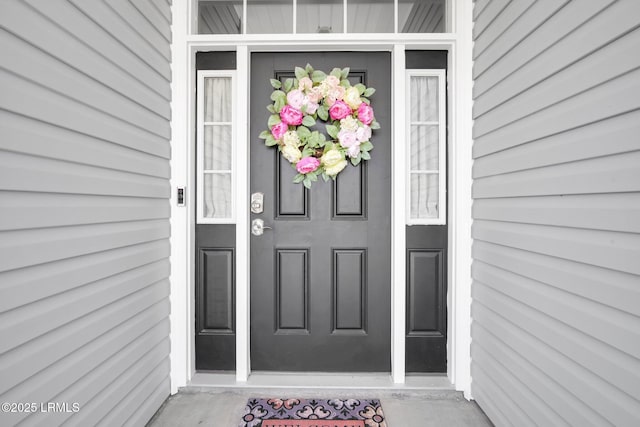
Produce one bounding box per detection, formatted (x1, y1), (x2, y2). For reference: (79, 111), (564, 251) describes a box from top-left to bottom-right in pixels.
(170, 1), (474, 398)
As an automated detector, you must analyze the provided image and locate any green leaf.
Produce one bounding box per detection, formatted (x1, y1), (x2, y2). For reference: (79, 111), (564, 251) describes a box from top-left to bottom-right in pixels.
(293, 173), (305, 184)
(274, 97), (285, 113)
(270, 90), (286, 102)
(311, 70), (327, 83)
(317, 105), (329, 121)
(266, 104), (276, 113)
(351, 154), (362, 166)
(361, 151), (371, 160)
(303, 177), (312, 189)
(267, 115), (281, 127)
(284, 78), (294, 93)
(355, 83), (366, 95)
(270, 79), (282, 89)
(340, 79), (351, 88)
(341, 67), (350, 79)
(370, 120), (381, 130)
(302, 115), (316, 127)
(322, 172), (329, 182)
(295, 67), (308, 80)
(305, 63), (314, 74)
(307, 132), (319, 147)
(324, 142), (335, 152)
(297, 126), (311, 139)
(301, 146), (314, 157)
(259, 130), (271, 139)
(363, 87), (376, 97)
(360, 141), (373, 151)
(267, 114), (281, 127)
(265, 135), (278, 146)
(325, 124), (339, 139)
(330, 68), (342, 78)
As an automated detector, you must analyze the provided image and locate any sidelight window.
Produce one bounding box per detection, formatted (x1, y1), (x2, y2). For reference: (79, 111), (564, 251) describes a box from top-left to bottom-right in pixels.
(197, 71), (236, 223)
(406, 70), (446, 225)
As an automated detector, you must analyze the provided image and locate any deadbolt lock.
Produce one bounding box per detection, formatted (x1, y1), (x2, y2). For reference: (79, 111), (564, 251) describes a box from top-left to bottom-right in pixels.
(251, 192), (264, 214)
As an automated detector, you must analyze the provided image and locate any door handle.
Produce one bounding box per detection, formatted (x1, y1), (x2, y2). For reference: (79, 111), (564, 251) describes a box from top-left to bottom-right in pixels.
(251, 218), (272, 236)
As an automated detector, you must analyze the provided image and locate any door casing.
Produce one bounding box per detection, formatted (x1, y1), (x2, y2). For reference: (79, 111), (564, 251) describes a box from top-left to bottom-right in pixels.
(168, 20), (476, 397)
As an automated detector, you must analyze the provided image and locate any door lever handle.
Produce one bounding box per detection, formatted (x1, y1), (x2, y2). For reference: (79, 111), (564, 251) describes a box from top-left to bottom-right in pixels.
(251, 218), (272, 236)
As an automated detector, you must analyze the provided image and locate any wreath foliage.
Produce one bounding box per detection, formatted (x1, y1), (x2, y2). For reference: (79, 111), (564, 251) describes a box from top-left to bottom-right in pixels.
(259, 64), (380, 188)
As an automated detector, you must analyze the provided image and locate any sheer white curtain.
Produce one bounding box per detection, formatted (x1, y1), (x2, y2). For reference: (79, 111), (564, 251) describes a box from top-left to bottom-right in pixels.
(203, 77), (233, 219)
(410, 75), (439, 219)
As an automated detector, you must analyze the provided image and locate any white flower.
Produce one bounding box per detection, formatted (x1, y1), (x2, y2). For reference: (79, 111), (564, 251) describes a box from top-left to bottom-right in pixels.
(347, 142), (361, 158)
(344, 86), (362, 109)
(355, 125), (371, 142)
(325, 158), (347, 176)
(282, 130), (300, 147)
(286, 89), (305, 109)
(281, 144), (302, 163)
(321, 148), (348, 177)
(338, 129), (357, 148)
(298, 76), (313, 91)
(303, 97), (319, 114)
(340, 116), (359, 132)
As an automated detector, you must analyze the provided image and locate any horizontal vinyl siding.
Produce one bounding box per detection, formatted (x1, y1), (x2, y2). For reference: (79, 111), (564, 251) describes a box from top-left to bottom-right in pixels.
(471, 1), (640, 426)
(0, 1), (171, 426)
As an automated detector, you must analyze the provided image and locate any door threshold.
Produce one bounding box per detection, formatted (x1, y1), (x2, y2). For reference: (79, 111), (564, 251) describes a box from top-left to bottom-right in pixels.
(188, 372), (453, 391)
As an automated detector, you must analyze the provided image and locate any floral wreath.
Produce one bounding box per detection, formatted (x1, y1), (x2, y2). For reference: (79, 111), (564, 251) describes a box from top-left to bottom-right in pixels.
(259, 64), (380, 188)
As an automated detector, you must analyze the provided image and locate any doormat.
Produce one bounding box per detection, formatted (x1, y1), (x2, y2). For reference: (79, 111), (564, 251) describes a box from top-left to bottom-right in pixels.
(239, 398), (387, 427)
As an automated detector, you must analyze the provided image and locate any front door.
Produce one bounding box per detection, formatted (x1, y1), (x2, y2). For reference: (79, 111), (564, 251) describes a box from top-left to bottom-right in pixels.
(250, 52), (391, 372)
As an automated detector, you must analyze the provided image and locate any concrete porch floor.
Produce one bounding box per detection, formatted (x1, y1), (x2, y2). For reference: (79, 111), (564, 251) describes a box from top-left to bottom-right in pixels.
(147, 388), (493, 426)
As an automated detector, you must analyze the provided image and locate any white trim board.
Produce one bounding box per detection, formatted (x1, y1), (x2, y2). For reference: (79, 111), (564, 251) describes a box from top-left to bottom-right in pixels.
(189, 373), (453, 390)
(169, 0), (474, 399)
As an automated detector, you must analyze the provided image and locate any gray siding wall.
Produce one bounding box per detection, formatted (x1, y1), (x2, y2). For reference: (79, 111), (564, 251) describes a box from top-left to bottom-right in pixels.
(0, 1), (172, 426)
(471, 1), (640, 426)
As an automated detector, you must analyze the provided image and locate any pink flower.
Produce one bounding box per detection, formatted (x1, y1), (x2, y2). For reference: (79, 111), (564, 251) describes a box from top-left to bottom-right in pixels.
(280, 105), (303, 125)
(287, 89), (305, 109)
(296, 156), (320, 174)
(329, 100), (352, 120)
(271, 122), (288, 140)
(357, 103), (374, 125)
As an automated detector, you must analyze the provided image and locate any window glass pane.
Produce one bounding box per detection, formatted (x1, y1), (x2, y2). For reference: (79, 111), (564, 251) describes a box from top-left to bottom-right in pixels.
(247, 0), (293, 34)
(204, 125), (232, 170)
(297, 0), (344, 33)
(204, 77), (232, 122)
(399, 0), (446, 33)
(347, 0), (394, 33)
(410, 125), (439, 171)
(410, 173), (439, 219)
(198, 0), (243, 34)
(203, 173), (232, 218)
(410, 75), (439, 122)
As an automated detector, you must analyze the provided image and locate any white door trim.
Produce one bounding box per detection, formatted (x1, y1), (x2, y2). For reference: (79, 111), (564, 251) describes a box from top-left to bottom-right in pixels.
(169, 0), (473, 398)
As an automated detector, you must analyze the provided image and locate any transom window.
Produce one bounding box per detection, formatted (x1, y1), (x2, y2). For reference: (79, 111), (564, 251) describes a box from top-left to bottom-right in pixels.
(406, 69), (446, 225)
(197, 0), (447, 34)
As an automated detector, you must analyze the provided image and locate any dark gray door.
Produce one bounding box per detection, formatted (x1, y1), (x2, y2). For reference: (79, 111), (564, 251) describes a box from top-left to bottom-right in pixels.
(250, 52), (391, 372)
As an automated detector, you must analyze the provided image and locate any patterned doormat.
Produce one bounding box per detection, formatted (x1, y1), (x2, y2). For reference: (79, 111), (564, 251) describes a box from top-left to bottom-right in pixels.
(240, 398), (387, 427)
